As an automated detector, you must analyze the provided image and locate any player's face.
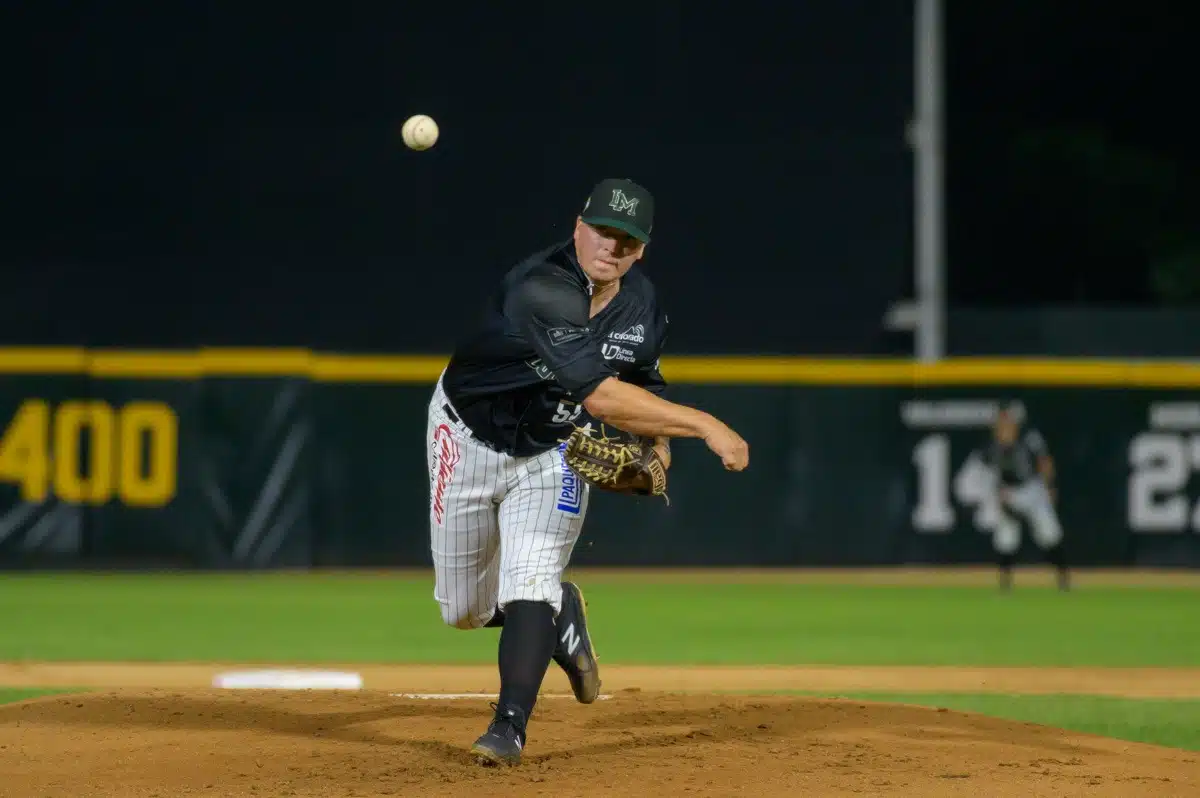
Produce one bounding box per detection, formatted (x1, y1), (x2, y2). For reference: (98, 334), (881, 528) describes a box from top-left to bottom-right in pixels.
(994, 413), (1018, 444)
(574, 219), (645, 283)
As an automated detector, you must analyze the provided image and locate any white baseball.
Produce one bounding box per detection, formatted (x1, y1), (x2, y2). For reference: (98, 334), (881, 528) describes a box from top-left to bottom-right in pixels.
(402, 114), (439, 151)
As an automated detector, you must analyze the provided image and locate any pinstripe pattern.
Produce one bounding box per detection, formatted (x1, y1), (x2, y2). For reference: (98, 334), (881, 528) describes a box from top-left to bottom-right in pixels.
(428, 377), (590, 629)
(993, 479), (1063, 554)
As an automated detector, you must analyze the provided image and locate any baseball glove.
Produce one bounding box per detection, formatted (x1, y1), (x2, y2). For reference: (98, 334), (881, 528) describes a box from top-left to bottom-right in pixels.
(562, 425), (669, 502)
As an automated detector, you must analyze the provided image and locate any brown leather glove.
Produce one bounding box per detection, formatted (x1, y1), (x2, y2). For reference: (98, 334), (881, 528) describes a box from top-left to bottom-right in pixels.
(561, 425), (668, 501)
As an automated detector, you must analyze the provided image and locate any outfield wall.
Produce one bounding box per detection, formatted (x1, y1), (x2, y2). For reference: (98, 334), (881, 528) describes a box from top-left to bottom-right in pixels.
(1, 350), (1198, 569)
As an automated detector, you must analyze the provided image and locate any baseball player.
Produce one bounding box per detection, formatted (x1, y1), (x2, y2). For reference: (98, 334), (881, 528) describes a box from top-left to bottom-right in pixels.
(984, 402), (1069, 591)
(427, 178), (750, 766)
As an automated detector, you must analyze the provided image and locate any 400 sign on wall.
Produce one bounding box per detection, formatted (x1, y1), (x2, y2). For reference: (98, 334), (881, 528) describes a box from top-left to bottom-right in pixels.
(0, 399), (178, 508)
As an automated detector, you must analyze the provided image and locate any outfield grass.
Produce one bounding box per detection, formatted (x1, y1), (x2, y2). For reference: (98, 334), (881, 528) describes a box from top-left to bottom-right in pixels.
(3, 572), (1198, 754)
(0, 688), (74, 703)
(0, 572), (1195, 666)
(817, 692), (1200, 752)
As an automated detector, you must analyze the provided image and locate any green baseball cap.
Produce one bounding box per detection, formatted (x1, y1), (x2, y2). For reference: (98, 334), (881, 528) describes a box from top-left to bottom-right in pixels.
(579, 178), (654, 243)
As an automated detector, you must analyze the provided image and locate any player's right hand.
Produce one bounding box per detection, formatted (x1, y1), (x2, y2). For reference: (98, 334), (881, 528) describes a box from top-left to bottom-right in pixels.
(702, 420), (749, 471)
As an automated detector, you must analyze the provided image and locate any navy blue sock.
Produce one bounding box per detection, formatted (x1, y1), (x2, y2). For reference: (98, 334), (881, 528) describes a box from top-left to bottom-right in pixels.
(496, 601), (556, 721)
(997, 552), (1016, 588)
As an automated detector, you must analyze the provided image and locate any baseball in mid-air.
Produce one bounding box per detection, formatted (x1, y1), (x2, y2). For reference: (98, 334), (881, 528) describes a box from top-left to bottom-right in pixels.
(402, 114), (439, 151)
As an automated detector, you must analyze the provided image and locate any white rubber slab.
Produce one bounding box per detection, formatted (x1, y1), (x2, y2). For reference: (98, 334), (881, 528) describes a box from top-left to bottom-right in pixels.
(213, 670), (363, 690)
(391, 692), (611, 700)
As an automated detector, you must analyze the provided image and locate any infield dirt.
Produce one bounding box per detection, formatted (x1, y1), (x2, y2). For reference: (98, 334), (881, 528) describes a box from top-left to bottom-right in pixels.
(1, 663), (1198, 797)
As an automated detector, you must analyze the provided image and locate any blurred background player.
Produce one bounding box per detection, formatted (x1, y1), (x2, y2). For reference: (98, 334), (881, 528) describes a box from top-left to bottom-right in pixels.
(985, 402), (1070, 592)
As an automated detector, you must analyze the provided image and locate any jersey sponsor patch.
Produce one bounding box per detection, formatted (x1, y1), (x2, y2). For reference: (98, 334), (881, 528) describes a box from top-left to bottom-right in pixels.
(547, 326), (588, 346)
(556, 442), (583, 515)
(609, 324), (645, 344)
(431, 423), (461, 525)
(601, 343), (636, 363)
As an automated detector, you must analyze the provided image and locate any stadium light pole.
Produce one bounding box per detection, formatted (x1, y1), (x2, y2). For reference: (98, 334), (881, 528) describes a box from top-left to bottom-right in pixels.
(886, 0), (945, 361)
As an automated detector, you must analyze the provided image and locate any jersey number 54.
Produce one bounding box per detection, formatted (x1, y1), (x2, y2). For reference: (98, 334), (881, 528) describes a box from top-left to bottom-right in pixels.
(552, 401), (585, 425)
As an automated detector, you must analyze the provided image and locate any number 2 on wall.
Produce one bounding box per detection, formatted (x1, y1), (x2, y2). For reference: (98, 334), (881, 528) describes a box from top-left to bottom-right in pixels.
(1127, 432), (1200, 532)
(0, 399), (178, 507)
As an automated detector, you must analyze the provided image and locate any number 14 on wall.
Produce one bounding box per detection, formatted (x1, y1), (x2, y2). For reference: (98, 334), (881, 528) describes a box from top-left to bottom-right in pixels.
(911, 434), (1001, 533)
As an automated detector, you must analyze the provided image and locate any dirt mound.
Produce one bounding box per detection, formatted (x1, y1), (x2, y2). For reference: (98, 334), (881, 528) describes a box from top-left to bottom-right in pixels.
(1, 690), (1197, 797)
(5, 662), (1200, 698)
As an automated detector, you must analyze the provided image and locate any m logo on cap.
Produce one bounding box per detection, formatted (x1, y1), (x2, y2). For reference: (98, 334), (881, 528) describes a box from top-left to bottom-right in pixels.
(609, 189), (639, 216)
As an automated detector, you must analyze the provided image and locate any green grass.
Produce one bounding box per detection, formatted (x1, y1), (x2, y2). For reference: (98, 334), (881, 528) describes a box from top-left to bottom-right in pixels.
(0, 572), (1196, 666)
(1, 572), (1197, 754)
(812, 692), (1200, 752)
(0, 688), (77, 703)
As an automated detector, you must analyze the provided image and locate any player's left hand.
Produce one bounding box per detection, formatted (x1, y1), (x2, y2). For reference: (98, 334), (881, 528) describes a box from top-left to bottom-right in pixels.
(562, 425), (669, 501)
(652, 441), (672, 470)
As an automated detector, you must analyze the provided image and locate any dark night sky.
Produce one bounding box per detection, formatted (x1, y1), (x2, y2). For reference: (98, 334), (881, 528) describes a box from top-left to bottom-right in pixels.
(3, 1), (1196, 329)
(947, 3), (1197, 305)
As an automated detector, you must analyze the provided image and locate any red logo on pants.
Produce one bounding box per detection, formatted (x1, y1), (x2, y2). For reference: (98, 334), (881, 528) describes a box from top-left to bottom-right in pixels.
(431, 423), (461, 525)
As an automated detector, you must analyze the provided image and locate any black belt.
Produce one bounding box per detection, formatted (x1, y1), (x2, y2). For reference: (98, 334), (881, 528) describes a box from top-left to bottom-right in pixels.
(443, 403), (489, 448)
(442, 403), (511, 455)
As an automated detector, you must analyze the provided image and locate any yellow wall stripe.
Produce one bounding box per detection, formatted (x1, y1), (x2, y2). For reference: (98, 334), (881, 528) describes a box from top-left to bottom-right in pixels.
(0, 348), (1199, 387)
(0, 347), (89, 374)
(311, 354), (450, 382)
(660, 358), (1200, 386)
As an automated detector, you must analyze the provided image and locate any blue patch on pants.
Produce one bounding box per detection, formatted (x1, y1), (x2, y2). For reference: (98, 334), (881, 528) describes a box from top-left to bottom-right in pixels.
(556, 442), (582, 515)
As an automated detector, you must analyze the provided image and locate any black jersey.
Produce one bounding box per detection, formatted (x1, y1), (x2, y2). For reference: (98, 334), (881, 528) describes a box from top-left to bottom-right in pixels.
(441, 240), (669, 457)
(984, 428), (1048, 487)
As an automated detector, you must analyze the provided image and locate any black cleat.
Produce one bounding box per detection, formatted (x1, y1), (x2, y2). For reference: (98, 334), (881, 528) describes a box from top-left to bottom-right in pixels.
(553, 581), (601, 704)
(471, 703), (526, 766)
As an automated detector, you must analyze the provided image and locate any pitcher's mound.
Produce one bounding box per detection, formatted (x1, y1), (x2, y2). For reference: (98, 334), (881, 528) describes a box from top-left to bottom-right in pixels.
(1, 689), (1196, 797)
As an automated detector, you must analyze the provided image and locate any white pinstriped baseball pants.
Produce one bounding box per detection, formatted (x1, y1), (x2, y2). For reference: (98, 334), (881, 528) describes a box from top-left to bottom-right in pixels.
(427, 377), (591, 629)
(992, 479), (1063, 554)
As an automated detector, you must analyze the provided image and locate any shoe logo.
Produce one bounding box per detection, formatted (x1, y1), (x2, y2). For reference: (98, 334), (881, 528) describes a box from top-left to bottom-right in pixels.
(514, 737), (523, 750)
(561, 622), (581, 656)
